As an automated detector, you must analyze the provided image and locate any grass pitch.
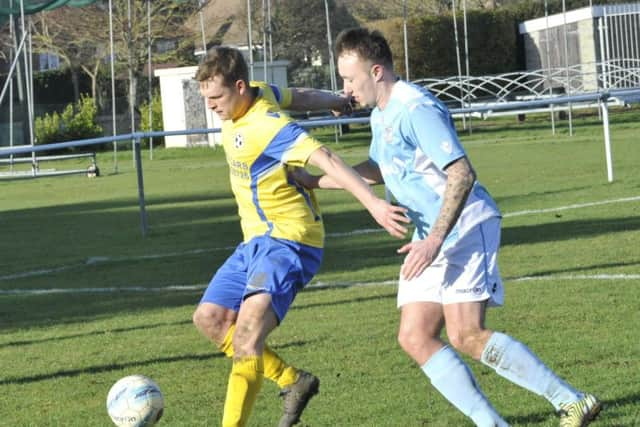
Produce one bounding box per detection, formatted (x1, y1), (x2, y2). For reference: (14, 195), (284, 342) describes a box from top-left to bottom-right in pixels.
(1, 107), (639, 426)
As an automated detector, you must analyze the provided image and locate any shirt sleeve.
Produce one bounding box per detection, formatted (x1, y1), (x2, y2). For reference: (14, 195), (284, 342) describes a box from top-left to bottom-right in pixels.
(262, 122), (322, 167)
(399, 102), (465, 170)
(269, 84), (293, 109)
(282, 132), (322, 167)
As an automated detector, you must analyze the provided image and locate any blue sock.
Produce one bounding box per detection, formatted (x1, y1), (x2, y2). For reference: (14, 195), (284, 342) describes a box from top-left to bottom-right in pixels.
(481, 332), (582, 410)
(422, 346), (508, 427)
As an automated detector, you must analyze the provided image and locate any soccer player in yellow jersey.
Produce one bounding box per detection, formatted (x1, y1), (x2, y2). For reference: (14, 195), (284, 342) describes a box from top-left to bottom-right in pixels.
(192, 47), (409, 427)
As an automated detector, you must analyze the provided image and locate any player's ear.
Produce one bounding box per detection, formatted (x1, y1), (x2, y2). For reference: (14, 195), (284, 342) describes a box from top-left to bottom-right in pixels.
(371, 64), (383, 82)
(235, 79), (246, 93)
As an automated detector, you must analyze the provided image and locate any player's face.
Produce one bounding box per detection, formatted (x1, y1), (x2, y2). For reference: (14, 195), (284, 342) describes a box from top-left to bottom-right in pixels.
(338, 52), (377, 108)
(199, 75), (246, 121)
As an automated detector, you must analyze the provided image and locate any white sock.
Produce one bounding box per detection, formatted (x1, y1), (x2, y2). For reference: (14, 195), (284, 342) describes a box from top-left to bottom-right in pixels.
(481, 332), (582, 410)
(422, 346), (508, 427)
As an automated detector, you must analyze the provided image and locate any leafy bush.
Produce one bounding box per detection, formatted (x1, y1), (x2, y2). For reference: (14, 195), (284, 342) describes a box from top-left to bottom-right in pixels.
(35, 95), (103, 147)
(34, 110), (62, 145)
(139, 91), (164, 148)
(61, 95), (103, 141)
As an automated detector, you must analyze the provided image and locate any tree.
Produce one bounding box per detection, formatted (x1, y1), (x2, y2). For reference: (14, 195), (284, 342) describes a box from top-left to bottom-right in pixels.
(267, 0), (358, 88)
(107, 0), (198, 131)
(30, 5), (107, 103)
(342, 0), (451, 22)
(25, 0), (198, 131)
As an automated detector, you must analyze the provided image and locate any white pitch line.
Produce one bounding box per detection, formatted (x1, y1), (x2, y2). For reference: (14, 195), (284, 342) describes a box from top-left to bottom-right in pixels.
(307, 280), (397, 289)
(0, 247), (236, 282)
(85, 245), (237, 264)
(2, 195), (638, 283)
(1, 274), (638, 296)
(0, 264), (82, 281)
(503, 195), (640, 218)
(326, 228), (381, 237)
(0, 284), (208, 295)
(511, 273), (640, 282)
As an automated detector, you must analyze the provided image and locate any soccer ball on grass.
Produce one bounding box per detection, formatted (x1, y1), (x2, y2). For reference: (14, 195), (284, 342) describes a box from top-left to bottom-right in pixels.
(106, 375), (164, 427)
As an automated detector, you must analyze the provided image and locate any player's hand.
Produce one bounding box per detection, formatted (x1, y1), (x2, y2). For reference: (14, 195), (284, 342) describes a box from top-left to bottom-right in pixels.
(370, 198), (410, 239)
(397, 235), (443, 280)
(288, 167), (319, 189)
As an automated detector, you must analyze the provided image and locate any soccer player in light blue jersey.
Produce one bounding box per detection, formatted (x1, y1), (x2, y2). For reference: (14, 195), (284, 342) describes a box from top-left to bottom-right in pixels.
(191, 46), (408, 427)
(295, 28), (601, 427)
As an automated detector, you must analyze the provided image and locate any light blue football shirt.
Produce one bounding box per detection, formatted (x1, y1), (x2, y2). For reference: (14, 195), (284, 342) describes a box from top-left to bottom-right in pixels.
(369, 80), (501, 250)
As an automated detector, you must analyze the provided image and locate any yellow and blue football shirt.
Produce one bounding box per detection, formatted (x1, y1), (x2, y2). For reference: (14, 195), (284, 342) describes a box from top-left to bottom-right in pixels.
(221, 81), (324, 248)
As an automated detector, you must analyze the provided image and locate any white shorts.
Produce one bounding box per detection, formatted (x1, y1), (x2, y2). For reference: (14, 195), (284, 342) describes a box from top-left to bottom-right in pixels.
(397, 217), (505, 308)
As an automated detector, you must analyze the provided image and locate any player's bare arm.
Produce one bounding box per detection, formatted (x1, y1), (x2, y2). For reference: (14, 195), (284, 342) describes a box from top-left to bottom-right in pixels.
(306, 146), (409, 238)
(291, 159), (383, 190)
(398, 156), (476, 280)
(289, 88), (352, 113)
(430, 156), (476, 242)
(352, 160), (385, 185)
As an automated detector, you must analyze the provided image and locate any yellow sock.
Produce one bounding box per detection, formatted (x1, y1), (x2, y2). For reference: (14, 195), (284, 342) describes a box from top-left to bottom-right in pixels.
(222, 355), (264, 427)
(219, 324), (298, 388)
(219, 324), (236, 357)
(263, 346), (299, 388)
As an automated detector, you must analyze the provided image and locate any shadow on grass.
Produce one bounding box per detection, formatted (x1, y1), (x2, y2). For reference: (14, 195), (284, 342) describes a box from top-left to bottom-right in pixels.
(505, 258), (640, 280)
(0, 352), (221, 386)
(505, 390), (640, 427)
(0, 338), (316, 386)
(293, 290), (395, 311)
(0, 319), (193, 349)
(0, 192), (242, 276)
(505, 410), (554, 426)
(0, 286), (395, 335)
(494, 184), (594, 206)
(502, 215), (640, 246)
(3, 191), (234, 218)
(0, 291), (201, 331)
(601, 391), (640, 426)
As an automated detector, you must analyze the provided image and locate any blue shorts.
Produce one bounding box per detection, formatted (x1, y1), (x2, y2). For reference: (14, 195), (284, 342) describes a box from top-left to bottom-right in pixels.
(199, 235), (323, 322)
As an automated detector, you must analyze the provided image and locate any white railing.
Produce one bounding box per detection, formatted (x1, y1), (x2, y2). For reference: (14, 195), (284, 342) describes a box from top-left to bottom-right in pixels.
(413, 59), (640, 106)
(0, 152), (98, 178)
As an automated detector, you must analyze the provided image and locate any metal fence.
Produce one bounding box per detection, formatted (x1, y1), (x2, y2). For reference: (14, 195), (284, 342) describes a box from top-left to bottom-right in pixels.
(1, 88), (640, 237)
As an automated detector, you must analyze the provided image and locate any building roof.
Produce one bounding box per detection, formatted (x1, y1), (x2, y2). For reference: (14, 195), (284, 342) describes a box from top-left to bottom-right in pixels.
(519, 3), (640, 34)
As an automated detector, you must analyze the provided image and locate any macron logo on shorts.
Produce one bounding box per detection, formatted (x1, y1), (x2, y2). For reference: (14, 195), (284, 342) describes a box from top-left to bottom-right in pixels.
(455, 286), (484, 295)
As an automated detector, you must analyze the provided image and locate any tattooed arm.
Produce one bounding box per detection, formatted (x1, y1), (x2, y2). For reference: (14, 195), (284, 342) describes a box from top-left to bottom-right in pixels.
(429, 156), (476, 244)
(397, 156), (476, 280)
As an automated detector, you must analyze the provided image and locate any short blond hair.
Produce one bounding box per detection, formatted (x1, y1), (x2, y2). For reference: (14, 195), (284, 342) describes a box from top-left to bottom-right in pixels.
(195, 47), (249, 87)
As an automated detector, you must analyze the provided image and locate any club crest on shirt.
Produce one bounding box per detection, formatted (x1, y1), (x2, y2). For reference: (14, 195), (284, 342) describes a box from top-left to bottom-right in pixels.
(384, 126), (394, 143)
(234, 132), (244, 149)
(440, 140), (453, 154)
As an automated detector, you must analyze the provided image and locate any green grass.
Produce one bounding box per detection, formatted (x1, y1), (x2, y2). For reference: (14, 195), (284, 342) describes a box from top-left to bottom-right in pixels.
(1, 107), (639, 426)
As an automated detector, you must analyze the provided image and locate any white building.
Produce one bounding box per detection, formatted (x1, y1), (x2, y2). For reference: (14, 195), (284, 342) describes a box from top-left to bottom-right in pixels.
(519, 3), (640, 92)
